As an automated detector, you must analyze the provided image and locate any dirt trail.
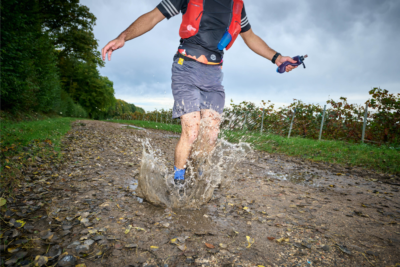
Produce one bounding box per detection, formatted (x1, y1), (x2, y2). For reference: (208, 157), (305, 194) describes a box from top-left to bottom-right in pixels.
(1, 120), (400, 267)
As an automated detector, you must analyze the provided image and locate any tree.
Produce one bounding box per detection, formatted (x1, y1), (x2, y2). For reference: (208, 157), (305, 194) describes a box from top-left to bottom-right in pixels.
(1, 0), (61, 112)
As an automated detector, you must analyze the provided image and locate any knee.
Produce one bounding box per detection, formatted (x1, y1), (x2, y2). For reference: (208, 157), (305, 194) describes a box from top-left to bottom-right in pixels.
(183, 127), (199, 144)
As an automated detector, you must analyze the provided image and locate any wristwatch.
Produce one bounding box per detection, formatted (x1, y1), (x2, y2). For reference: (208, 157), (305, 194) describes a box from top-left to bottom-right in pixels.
(271, 52), (281, 64)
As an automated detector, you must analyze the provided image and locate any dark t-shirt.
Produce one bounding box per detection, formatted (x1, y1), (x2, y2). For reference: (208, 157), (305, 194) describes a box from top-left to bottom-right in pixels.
(157, 0), (251, 61)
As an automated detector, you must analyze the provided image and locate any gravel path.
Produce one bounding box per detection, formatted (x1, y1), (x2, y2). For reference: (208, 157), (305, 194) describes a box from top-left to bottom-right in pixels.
(1, 120), (399, 267)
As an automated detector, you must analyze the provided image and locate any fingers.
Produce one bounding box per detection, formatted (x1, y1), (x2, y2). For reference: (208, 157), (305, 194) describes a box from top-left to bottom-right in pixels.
(102, 41), (115, 61)
(108, 49), (113, 61)
(286, 65), (298, 72)
(102, 43), (111, 61)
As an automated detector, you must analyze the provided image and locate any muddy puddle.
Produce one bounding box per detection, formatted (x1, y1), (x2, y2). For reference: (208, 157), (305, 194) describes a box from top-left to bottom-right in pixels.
(136, 136), (251, 209)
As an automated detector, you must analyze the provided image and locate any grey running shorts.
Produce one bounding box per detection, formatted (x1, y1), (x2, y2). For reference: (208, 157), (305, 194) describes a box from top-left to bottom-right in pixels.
(171, 56), (225, 119)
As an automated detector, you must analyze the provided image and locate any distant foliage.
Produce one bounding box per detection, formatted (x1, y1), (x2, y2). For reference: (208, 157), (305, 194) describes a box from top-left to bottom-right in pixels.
(54, 91), (88, 118)
(108, 99), (137, 117)
(112, 108), (181, 125)
(222, 88), (399, 145)
(94, 99), (143, 120)
(0, 0), (121, 119)
(113, 112), (144, 121)
(111, 89), (399, 145)
(1, 0), (62, 112)
(135, 107), (146, 114)
(367, 88), (400, 143)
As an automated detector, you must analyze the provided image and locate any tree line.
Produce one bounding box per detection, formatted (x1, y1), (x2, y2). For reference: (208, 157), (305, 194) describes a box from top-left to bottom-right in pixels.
(1, 0), (143, 118)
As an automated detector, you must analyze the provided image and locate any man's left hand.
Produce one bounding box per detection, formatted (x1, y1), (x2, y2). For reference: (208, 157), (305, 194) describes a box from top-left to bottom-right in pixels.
(275, 56), (298, 72)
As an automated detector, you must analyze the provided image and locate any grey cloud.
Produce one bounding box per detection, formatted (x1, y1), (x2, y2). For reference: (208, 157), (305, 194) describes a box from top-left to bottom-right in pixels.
(82, 0), (400, 111)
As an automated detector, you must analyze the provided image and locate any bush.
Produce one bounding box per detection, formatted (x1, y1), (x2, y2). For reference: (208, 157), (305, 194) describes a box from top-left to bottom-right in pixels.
(113, 111), (144, 121)
(54, 91), (88, 118)
(222, 89), (400, 145)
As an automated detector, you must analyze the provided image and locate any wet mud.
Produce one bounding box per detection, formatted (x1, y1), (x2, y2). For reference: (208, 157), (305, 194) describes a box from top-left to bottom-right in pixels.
(1, 120), (400, 267)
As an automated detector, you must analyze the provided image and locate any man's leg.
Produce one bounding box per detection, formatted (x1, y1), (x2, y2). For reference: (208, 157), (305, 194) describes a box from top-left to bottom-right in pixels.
(196, 109), (221, 157)
(174, 111), (201, 173)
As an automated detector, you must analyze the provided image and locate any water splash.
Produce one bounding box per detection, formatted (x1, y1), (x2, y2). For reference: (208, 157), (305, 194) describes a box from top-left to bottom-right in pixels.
(136, 134), (251, 209)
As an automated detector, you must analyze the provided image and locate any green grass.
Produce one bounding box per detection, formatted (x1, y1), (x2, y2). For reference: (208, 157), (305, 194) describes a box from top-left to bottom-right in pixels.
(105, 119), (182, 133)
(1, 117), (78, 152)
(224, 130), (400, 175)
(1, 117), (78, 189)
(105, 119), (400, 175)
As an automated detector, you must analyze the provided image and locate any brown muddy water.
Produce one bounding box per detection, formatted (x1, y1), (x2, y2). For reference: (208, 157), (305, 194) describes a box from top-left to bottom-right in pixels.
(1, 120), (399, 267)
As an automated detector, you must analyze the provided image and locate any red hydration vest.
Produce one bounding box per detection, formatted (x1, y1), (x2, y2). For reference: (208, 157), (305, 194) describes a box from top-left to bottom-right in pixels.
(179, 0), (244, 51)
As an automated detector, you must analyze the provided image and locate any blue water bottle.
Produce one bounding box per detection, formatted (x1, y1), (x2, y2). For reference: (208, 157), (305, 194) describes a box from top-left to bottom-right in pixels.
(218, 31), (232, 50)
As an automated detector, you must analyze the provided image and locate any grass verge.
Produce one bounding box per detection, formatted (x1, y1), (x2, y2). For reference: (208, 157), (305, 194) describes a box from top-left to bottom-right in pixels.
(224, 130), (400, 175)
(105, 119), (399, 175)
(105, 119), (182, 133)
(0, 117), (78, 191)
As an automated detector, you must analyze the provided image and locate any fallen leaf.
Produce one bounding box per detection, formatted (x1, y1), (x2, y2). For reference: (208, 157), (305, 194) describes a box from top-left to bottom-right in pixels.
(246, 236), (255, 248)
(8, 247), (20, 253)
(170, 238), (178, 244)
(34, 255), (48, 266)
(205, 243), (215, 249)
(276, 237), (289, 243)
(150, 246), (159, 251)
(267, 237), (275, 241)
(15, 220), (26, 228)
(134, 227), (146, 232)
(0, 198), (6, 206)
(219, 243), (227, 249)
(125, 225), (132, 234)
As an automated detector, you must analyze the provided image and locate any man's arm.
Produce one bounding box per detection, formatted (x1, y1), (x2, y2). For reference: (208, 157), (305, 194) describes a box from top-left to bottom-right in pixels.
(240, 29), (297, 72)
(101, 8), (166, 61)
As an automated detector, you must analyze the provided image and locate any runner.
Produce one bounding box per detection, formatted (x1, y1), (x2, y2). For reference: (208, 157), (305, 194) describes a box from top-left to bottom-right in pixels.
(101, 0), (297, 184)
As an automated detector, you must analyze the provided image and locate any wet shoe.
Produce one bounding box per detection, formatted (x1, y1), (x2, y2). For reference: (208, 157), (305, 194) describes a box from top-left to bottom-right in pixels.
(174, 179), (185, 185)
(174, 166), (185, 185)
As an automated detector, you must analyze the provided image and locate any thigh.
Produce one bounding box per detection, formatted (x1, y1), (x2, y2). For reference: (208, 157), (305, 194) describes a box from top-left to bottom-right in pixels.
(180, 111), (201, 137)
(171, 60), (201, 119)
(196, 65), (225, 114)
(200, 109), (221, 128)
(200, 90), (225, 115)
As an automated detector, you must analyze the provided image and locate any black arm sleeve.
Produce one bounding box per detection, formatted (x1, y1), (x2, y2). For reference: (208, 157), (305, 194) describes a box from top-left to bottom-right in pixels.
(240, 4), (251, 33)
(156, 0), (187, 20)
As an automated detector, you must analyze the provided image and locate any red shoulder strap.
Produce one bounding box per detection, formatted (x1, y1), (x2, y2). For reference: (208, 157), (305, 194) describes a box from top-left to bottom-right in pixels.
(179, 0), (204, 39)
(226, 0), (243, 50)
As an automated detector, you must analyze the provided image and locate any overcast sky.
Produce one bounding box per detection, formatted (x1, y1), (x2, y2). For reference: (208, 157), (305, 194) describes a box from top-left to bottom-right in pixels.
(81, 0), (400, 112)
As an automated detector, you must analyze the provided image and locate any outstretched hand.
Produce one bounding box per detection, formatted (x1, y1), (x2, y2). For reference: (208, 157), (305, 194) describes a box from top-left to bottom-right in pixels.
(101, 37), (125, 61)
(275, 56), (298, 72)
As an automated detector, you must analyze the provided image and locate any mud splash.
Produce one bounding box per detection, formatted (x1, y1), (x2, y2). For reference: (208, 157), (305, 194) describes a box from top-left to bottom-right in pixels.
(136, 137), (251, 209)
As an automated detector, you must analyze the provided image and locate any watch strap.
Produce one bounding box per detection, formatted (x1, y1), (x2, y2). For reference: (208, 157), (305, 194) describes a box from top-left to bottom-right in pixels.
(272, 52), (281, 64)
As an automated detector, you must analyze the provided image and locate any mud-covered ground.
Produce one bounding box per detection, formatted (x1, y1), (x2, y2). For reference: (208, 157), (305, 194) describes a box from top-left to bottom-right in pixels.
(1, 120), (400, 267)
